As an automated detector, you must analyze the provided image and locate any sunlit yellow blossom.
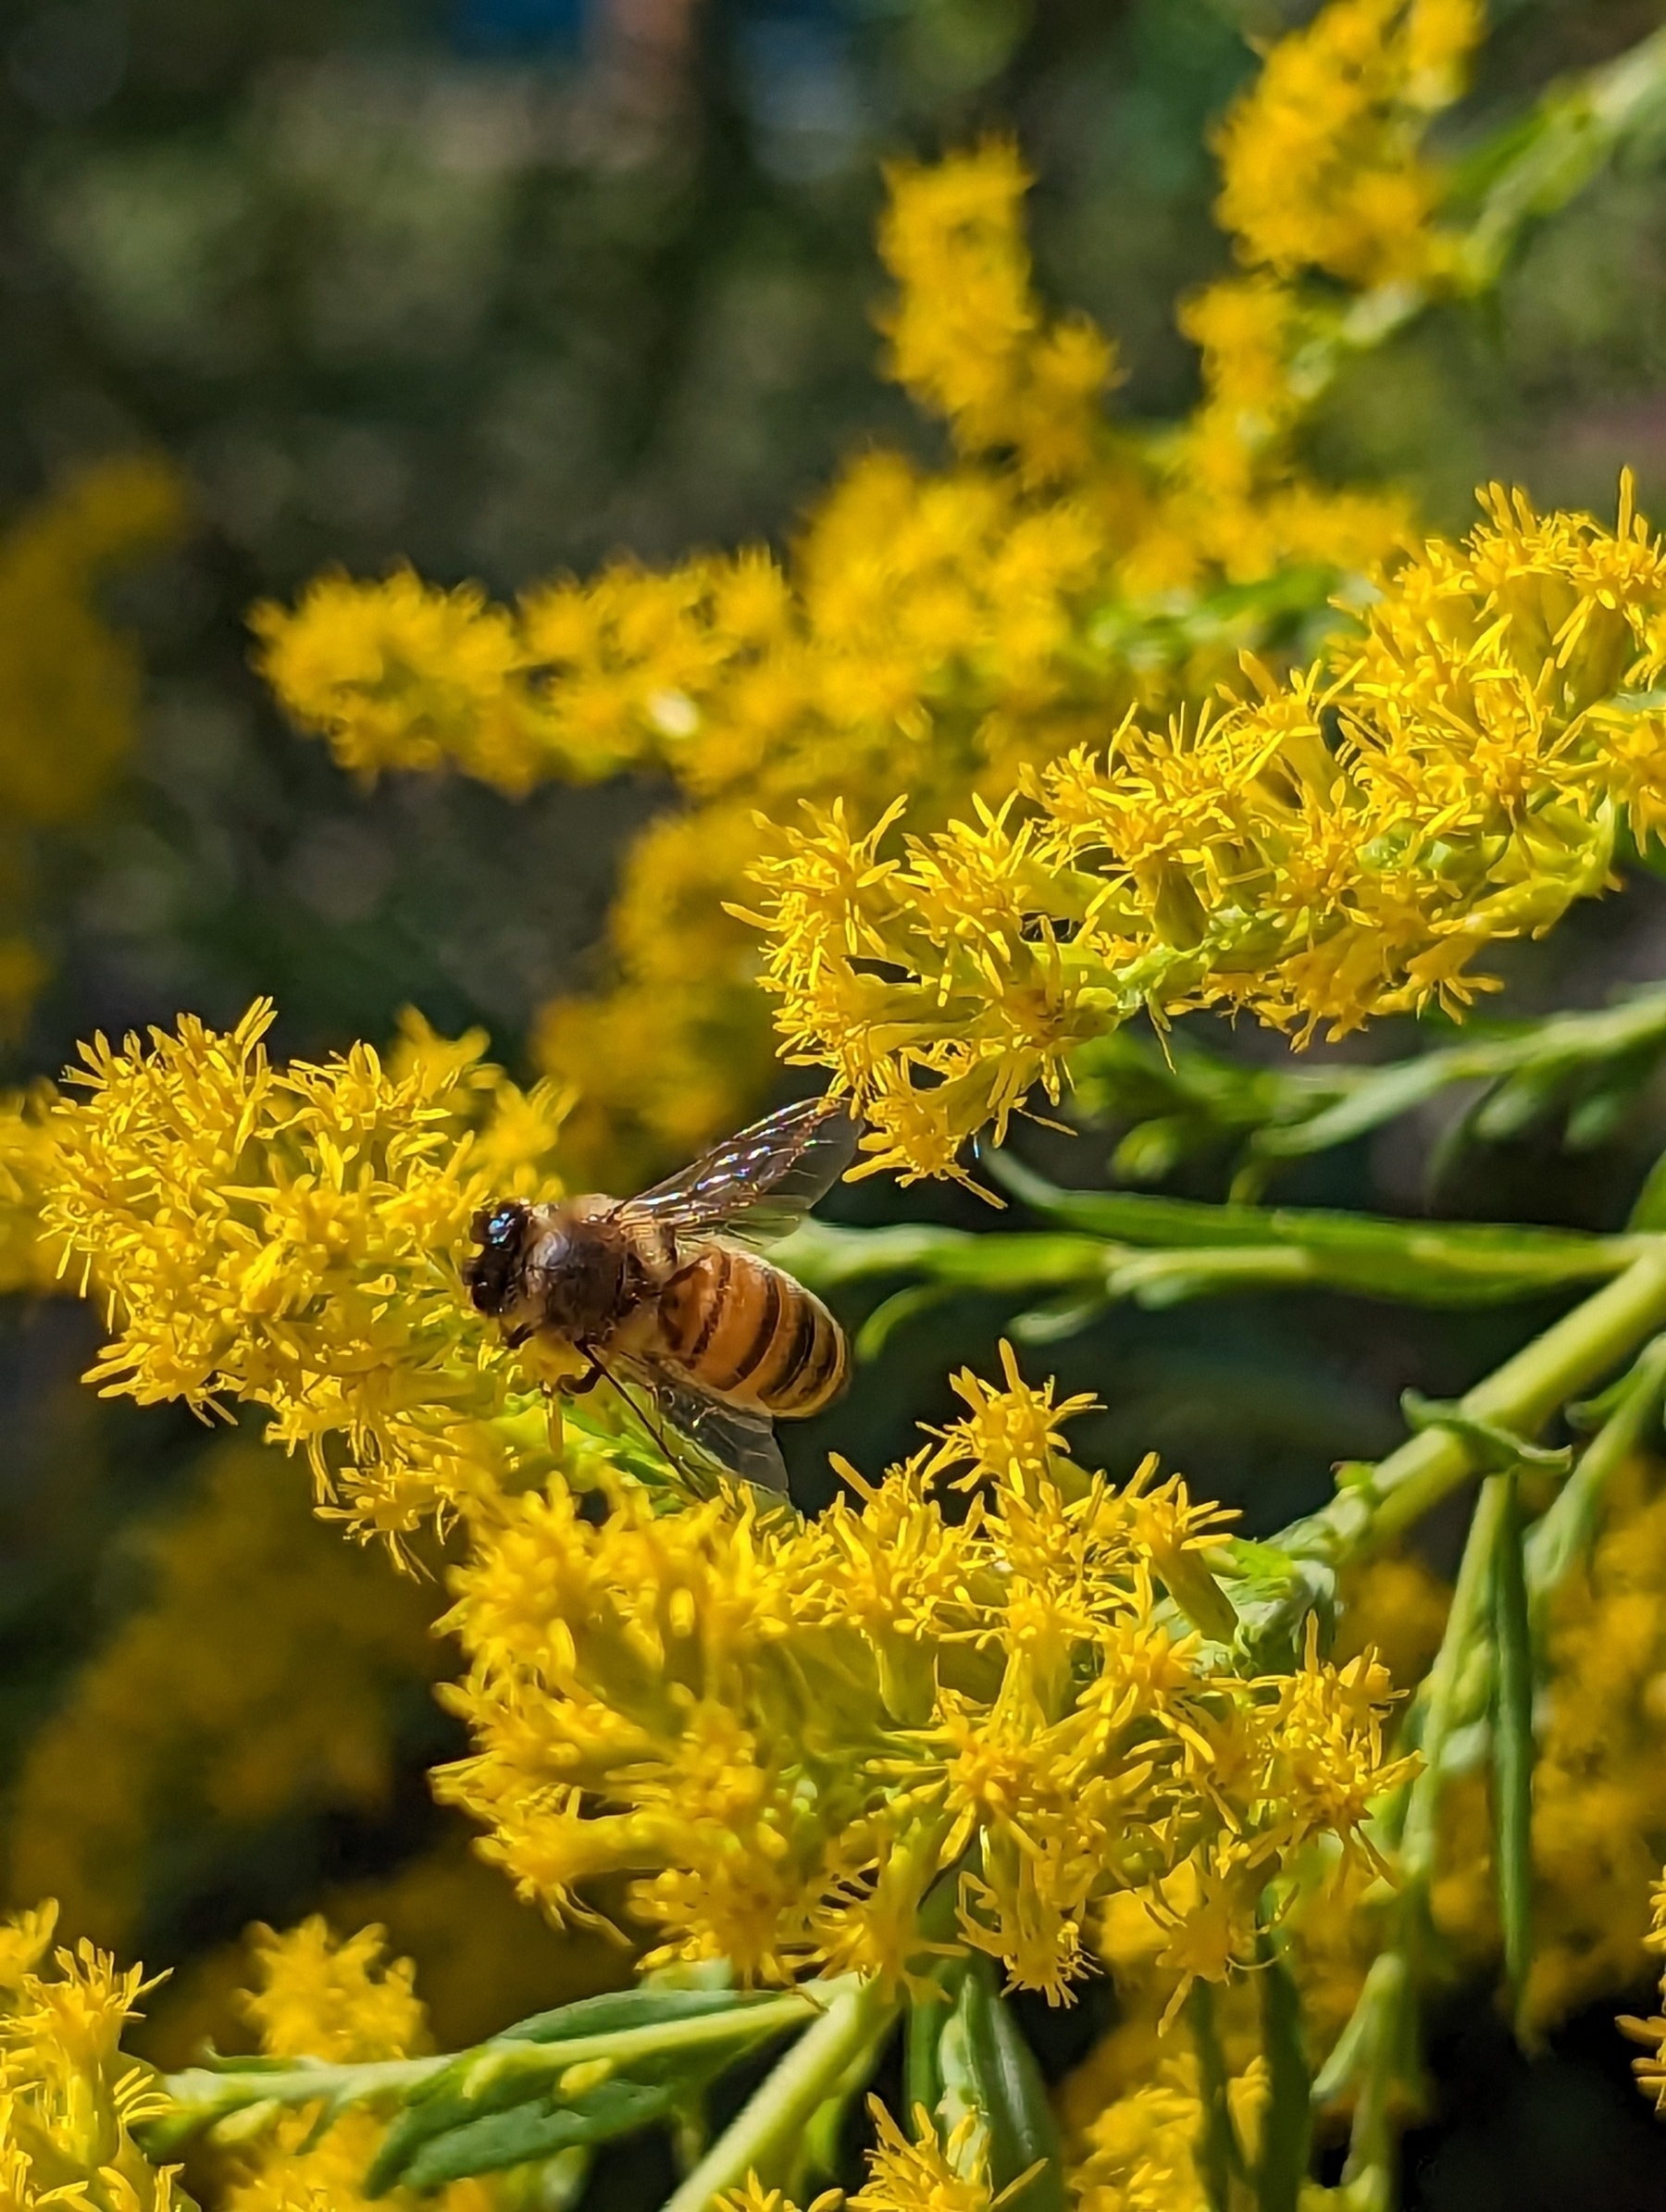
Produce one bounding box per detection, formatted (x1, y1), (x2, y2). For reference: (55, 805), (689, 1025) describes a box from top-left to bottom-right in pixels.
(42, 1001), (575, 1546)
(435, 1354), (1407, 1995)
(0, 1910), (177, 2212)
(720, 2181), (840, 2212)
(752, 479), (1666, 1180)
(249, 567), (539, 792)
(877, 142), (1116, 488)
(923, 1341), (1100, 1494)
(849, 2100), (1002, 2212)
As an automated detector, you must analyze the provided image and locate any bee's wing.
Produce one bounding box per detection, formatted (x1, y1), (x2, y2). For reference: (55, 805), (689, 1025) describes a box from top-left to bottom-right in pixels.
(618, 1097), (858, 1253)
(616, 1361), (788, 1492)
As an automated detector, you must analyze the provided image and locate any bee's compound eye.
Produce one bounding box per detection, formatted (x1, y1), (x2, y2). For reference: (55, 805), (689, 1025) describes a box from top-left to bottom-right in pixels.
(488, 1208), (522, 1246)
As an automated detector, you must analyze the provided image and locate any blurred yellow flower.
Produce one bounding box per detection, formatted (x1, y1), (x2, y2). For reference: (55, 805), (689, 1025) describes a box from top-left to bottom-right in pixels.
(253, 38), (1428, 1183)
(1213, 0), (1482, 291)
(223, 1920), (490, 2212)
(0, 456), (186, 1038)
(6, 1446), (443, 1954)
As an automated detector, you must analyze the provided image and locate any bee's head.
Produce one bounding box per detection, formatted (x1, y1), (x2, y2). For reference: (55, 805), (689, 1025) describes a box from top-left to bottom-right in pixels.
(466, 1199), (532, 1317)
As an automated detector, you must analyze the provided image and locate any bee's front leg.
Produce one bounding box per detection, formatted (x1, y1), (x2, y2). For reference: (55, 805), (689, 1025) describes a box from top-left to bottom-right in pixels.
(554, 1349), (607, 1399)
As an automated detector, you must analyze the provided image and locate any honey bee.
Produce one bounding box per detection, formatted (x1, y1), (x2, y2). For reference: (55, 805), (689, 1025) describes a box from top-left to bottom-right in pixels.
(464, 1097), (857, 1490)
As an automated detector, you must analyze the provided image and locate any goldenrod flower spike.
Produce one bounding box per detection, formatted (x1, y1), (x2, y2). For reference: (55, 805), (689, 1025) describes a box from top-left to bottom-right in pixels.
(434, 1345), (1409, 1997)
(42, 1000), (575, 1548)
(752, 478), (1666, 1182)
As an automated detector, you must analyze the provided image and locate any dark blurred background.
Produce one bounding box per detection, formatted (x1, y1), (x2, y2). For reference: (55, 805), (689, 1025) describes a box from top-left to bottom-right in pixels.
(5, 2), (1666, 2205)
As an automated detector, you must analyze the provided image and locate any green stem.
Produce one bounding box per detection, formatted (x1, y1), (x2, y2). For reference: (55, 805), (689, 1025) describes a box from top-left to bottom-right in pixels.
(1324, 1469), (1517, 2202)
(1281, 1242), (1666, 1563)
(144, 2056), (453, 2148)
(661, 1976), (900, 2212)
(1398, 1476), (1511, 1907)
(1253, 1939), (1311, 2212)
(1523, 1333), (1666, 1618)
(1187, 1979), (1242, 2212)
(146, 1993), (825, 2155)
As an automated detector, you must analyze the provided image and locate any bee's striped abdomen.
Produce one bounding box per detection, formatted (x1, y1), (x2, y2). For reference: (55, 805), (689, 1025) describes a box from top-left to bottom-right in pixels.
(658, 1245), (847, 1416)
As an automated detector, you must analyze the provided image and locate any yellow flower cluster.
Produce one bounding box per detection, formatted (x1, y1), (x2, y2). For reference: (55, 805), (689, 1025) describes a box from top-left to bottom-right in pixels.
(223, 1919), (490, 2212)
(6, 1446), (441, 1953)
(435, 1349), (1409, 1999)
(253, 16), (1426, 1185)
(0, 457), (186, 1038)
(752, 479), (1666, 1181)
(1068, 2049), (1261, 2212)
(1212, 0), (1481, 291)
(0, 1901), (178, 2212)
(42, 1001), (574, 1547)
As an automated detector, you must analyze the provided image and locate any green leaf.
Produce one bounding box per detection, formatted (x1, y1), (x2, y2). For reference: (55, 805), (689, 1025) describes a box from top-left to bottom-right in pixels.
(989, 1151), (1643, 1306)
(1221, 1546), (1337, 1674)
(1524, 1335), (1666, 1616)
(1063, 985), (1666, 1192)
(937, 1957), (1063, 2212)
(1399, 1393), (1572, 1474)
(904, 1969), (952, 2128)
(493, 1989), (764, 2047)
(1629, 1144), (1666, 1229)
(1187, 1979), (1242, 2212)
(364, 1989), (804, 2193)
(1490, 1472), (1536, 2023)
(396, 2082), (673, 2192)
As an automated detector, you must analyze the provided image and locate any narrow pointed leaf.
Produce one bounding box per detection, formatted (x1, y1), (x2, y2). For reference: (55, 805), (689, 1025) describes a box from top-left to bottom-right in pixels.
(1491, 1470), (1536, 2017)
